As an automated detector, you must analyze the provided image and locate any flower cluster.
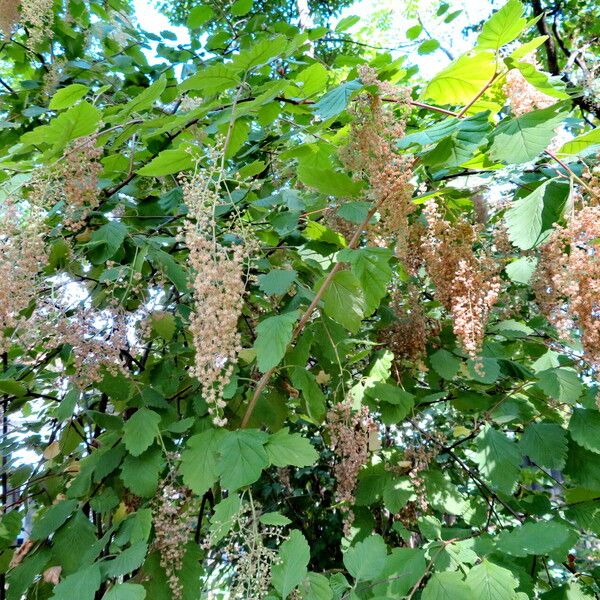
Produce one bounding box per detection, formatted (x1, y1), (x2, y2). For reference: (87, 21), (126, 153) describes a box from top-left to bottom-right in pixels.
(152, 483), (197, 599)
(30, 136), (103, 230)
(379, 288), (437, 376)
(209, 500), (286, 599)
(0, 200), (46, 353)
(503, 53), (556, 116)
(182, 170), (245, 427)
(326, 398), (378, 534)
(340, 66), (414, 258)
(28, 302), (128, 387)
(0, 0), (19, 37)
(1, 0), (54, 48)
(421, 200), (501, 358)
(534, 205), (600, 370)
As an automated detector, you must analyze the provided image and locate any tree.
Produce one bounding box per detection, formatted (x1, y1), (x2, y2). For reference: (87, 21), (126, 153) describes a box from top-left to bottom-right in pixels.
(0, 0), (600, 598)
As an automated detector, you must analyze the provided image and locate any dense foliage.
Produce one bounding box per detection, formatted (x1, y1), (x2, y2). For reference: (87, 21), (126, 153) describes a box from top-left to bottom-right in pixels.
(0, 0), (600, 598)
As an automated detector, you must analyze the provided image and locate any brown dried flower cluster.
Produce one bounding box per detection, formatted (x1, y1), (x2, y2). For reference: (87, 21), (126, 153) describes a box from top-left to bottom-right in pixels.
(379, 288), (439, 376)
(503, 53), (556, 116)
(340, 65), (414, 258)
(182, 170), (245, 427)
(326, 398), (378, 534)
(395, 432), (445, 526)
(534, 205), (600, 370)
(0, 0), (19, 37)
(152, 483), (196, 599)
(422, 200), (501, 358)
(0, 200), (46, 353)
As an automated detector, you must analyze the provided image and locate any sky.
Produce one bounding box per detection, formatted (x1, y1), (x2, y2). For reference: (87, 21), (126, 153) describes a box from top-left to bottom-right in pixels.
(131, 0), (497, 76)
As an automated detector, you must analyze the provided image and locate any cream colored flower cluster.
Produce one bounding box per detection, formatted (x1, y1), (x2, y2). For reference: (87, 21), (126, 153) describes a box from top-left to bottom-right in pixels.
(152, 483), (196, 599)
(422, 200), (501, 359)
(183, 171), (245, 427)
(0, 200), (46, 353)
(503, 53), (556, 116)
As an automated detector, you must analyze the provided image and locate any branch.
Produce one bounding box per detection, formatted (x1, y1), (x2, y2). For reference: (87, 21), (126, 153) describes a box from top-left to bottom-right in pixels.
(530, 0), (560, 75)
(240, 192), (389, 428)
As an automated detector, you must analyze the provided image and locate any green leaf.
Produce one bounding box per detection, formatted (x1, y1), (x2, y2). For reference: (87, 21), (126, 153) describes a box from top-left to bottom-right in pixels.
(258, 269), (297, 296)
(471, 426), (522, 494)
(102, 584), (147, 600)
(272, 530), (310, 598)
(138, 148), (195, 177)
(318, 271), (366, 333)
(49, 84), (89, 110)
(51, 564), (101, 600)
(231, 0), (252, 14)
(505, 256), (537, 284)
(313, 79), (363, 120)
(102, 542), (147, 577)
(150, 312), (176, 340)
(217, 429), (269, 490)
(515, 62), (568, 99)
(505, 180), (569, 249)
(187, 5), (214, 28)
(180, 63), (241, 94)
(423, 52), (496, 105)
(87, 221), (128, 265)
(422, 112), (491, 168)
(113, 76), (167, 120)
(31, 499), (77, 540)
(365, 382), (414, 425)
(336, 201), (371, 224)
(430, 349), (461, 380)
(343, 534), (387, 582)
(290, 368), (327, 423)
(336, 15), (359, 32)
(266, 428), (318, 467)
(520, 422), (567, 469)
(465, 560), (519, 600)
(535, 368), (581, 403)
(558, 127), (600, 156)
(299, 572), (333, 600)
(259, 512), (292, 526)
(0, 379), (27, 397)
(209, 495), (242, 544)
(120, 446), (163, 497)
(123, 408), (161, 457)
(371, 548), (425, 597)
(422, 571), (474, 600)
(297, 163), (363, 197)
(180, 429), (226, 495)
(28, 101), (101, 150)
(147, 248), (189, 293)
(406, 24), (422, 40)
(254, 311), (300, 372)
(489, 105), (566, 164)
(477, 0), (526, 50)
(569, 409), (600, 454)
(231, 34), (288, 71)
(419, 39), (441, 55)
(339, 247), (392, 315)
(496, 520), (573, 557)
